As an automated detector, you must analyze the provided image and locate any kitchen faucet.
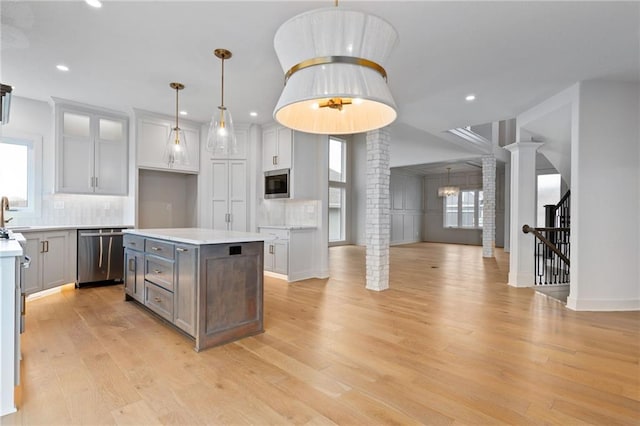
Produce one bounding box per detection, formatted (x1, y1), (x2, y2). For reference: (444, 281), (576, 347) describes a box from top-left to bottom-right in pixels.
(0, 196), (12, 229)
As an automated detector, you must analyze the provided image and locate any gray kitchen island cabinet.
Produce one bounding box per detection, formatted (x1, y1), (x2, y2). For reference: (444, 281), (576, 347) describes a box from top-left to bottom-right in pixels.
(123, 228), (264, 351)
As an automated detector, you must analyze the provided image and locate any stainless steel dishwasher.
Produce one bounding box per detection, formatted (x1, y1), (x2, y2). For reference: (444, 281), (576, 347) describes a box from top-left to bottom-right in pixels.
(76, 228), (124, 287)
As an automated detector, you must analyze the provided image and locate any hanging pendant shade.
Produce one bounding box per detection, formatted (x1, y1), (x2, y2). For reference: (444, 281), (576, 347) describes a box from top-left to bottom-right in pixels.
(273, 6), (398, 135)
(163, 82), (190, 168)
(207, 48), (237, 156)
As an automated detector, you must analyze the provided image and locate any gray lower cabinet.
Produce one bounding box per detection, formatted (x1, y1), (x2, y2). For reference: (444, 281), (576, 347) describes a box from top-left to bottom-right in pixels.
(123, 231), (263, 351)
(124, 248), (144, 302)
(196, 242), (263, 351)
(174, 244), (197, 336)
(144, 281), (174, 322)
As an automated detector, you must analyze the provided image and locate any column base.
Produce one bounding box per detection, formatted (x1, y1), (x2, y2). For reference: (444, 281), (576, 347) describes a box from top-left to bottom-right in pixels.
(508, 271), (533, 287)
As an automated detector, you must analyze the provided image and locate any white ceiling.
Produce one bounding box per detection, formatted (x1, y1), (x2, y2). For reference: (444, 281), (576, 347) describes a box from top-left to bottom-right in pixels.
(2, 0), (639, 141)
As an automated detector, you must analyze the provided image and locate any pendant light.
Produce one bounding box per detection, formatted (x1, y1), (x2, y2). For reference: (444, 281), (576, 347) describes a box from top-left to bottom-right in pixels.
(207, 48), (237, 156)
(438, 167), (460, 197)
(273, 0), (398, 135)
(163, 82), (189, 168)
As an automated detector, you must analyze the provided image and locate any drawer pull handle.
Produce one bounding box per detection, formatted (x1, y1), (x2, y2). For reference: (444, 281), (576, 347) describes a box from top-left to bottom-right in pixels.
(151, 247), (162, 251)
(154, 297), (161, 303)
(154, 269), (162, 274)
(176, 248), (187, 252)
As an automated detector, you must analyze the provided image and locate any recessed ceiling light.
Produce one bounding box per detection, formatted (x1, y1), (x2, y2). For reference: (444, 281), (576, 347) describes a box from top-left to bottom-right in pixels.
(179, 111), (188, 116)
(85, 0), (102, 8)
(249, 112), (258, 117)
(465, 94), (476, 102)
(56, 64), (69, 72)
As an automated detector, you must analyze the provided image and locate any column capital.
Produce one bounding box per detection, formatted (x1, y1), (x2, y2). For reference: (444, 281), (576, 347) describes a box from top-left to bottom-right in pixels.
(504, 141), (544, 153)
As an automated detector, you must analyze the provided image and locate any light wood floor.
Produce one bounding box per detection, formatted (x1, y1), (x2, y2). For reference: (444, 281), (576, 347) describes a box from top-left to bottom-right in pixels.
(3, 243), (639, 425)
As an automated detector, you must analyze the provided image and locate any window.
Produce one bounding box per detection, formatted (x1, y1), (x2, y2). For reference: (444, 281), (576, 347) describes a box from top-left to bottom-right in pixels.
(443, 189), (483, 228)
(329, 137), (348, 244)
(0, 137), (35, 212)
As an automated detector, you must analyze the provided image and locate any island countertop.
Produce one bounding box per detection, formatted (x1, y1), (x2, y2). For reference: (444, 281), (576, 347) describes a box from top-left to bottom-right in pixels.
(0, 233), (25, 258)
(123, 228), (265, 246)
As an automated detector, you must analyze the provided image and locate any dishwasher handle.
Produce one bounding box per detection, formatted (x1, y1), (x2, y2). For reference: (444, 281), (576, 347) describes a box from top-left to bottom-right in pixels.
(79, 231), (124, 237)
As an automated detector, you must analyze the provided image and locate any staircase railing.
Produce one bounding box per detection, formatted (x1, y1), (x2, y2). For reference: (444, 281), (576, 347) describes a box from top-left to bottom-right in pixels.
(523, 190), (570, 285)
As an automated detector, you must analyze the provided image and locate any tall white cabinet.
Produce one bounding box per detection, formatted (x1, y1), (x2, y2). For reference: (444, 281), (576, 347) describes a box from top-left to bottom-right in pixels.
(211, 160), (247, 231)
(54, 99), (128, 195)
(209, 127), (249, 231)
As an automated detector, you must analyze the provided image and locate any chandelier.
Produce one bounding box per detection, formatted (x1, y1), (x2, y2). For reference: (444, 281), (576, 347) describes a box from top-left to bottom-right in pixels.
(438, 167), (460, 197)
(273, 1), (398, 135)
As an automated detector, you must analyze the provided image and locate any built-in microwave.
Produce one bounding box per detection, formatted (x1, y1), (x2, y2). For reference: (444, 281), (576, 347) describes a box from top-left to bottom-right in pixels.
(264, 169), (290, 199)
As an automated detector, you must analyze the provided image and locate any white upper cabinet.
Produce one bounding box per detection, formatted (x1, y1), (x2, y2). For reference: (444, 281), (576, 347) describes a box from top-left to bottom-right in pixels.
(262, 125), (292, 171)
(135, 109), (200, 174)
(262, 123), (322, 200)
(54, 99), (128, 195)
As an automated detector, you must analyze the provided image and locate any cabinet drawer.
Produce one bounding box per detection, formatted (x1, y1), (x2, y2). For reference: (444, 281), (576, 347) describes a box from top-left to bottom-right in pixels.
(124, 234), (144, 250)
(145, 255), (174, 291)
(144, 281), (174, 322)
(145, 238), (175, 259)
(259, 228), (290, 241)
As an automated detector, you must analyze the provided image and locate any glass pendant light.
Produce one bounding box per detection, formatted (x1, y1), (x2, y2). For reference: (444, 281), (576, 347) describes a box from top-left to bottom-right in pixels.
(163, 82), (189, 168)
(207, 48), (237, 156)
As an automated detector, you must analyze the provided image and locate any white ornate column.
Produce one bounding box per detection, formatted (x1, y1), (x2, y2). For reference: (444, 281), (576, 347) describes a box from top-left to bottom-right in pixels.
(366, 128), (391, 291)
(504, 142), (543, 287)
(482, 155), (496, 258)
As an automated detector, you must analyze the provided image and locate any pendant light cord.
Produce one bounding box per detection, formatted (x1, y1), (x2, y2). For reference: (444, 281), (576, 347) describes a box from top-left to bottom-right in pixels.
(175, 85), (179, 130)
(220, 56), (225, 108)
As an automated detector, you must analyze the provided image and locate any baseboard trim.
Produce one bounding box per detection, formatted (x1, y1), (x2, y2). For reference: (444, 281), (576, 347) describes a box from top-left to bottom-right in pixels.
(566, 297), (640, 311)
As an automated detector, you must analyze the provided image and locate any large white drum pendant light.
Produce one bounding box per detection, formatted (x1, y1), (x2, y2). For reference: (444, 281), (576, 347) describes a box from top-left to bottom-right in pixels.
(273, 6), (398, 135)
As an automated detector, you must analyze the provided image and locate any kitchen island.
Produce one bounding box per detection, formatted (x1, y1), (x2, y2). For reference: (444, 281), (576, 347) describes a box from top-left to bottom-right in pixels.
(0, 234), (24, 416)
(123, 228), (265, 351)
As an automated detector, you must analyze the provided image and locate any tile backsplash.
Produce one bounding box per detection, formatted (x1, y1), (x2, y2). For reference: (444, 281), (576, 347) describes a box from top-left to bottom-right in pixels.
(8, 194), (128, 226)
(259, 199), (320, 228)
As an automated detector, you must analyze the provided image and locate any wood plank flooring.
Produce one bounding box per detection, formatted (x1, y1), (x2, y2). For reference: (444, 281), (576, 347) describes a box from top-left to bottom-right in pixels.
(2, 243), (639, 425)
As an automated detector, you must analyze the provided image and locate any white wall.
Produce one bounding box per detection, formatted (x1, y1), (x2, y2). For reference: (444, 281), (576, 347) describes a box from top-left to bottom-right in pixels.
(390, 170), (423, 245)
(423, 170), (505, 247)
(138, 169), (197, 228)
(351, 132), (506, 247)
(351, 133), (367, 245)
(567, 80), (640, 311)
(1, 96), (130, 226)
(389, 122), (481, 168)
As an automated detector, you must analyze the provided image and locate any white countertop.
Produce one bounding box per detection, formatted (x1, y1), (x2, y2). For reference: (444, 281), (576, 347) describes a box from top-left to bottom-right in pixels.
(7, 224), (133, 232)
(124, 228), (265, 245)
(258, 225), (317, 230)
(0, 233), (25, 258)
